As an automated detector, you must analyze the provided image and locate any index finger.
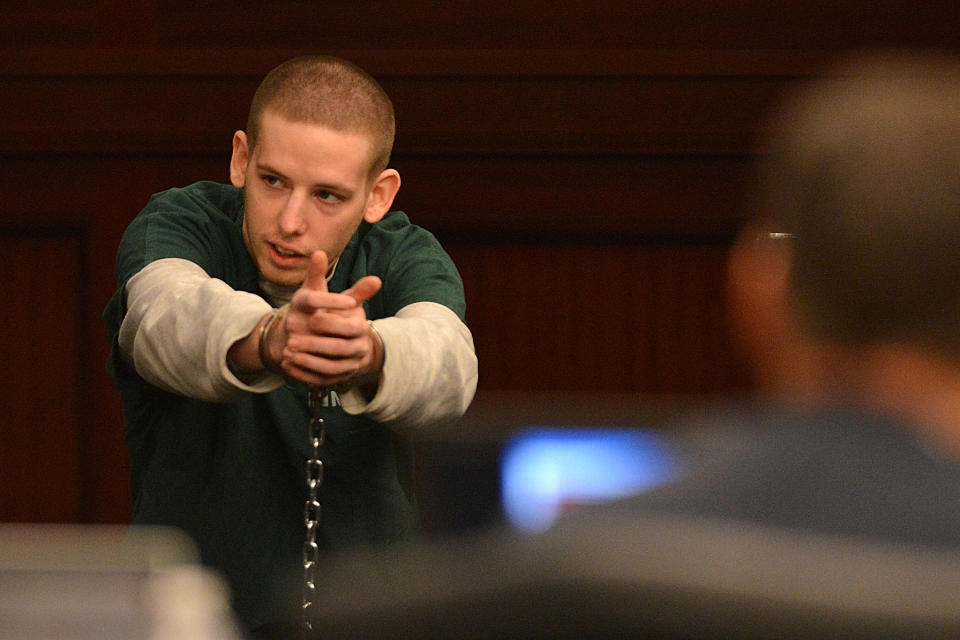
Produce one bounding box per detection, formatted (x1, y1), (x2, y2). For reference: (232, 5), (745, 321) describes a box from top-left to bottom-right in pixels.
(294, 289), (359, 312)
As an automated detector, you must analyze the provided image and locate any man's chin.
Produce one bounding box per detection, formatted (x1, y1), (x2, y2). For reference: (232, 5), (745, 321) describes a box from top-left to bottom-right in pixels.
(260, 266), (306, 289)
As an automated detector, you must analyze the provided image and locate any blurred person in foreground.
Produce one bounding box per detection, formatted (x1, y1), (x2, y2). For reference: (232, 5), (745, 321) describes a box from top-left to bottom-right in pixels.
(616, 50), (960, 544)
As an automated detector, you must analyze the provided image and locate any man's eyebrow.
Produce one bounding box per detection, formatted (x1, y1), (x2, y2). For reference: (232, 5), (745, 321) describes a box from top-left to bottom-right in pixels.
(254, 161), (354, 195)
(254, 161), (287, 180)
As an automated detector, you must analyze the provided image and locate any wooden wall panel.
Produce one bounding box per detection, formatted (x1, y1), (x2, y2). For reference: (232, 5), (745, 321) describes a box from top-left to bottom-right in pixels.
(0, 64), (787, 155)
(0, 157), (165, 524)
(3, 2), (158, 48)
(0, 234), (83, 522)
(392, 155), (752, 236)
(449, 242), (747, 395)
(153, 1), (960, 51)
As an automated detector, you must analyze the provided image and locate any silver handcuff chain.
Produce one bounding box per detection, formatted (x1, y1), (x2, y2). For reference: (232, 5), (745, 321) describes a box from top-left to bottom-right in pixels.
(302, 387), (325, 635)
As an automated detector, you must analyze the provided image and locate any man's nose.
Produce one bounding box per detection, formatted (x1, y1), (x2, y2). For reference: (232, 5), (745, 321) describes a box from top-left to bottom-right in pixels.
(278, 193), (308, 235)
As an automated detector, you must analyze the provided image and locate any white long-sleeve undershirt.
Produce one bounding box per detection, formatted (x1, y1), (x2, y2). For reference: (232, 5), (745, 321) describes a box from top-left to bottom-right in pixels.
(118, 258), (477, 429)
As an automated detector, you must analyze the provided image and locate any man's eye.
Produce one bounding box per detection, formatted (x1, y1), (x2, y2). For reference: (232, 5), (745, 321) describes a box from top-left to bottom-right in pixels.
(317, 190), (341, 202)
(262, 175), (282, 187)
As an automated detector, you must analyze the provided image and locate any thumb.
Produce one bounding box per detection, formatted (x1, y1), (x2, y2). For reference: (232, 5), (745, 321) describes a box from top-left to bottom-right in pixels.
(304, 251), (329, 292)
(342, 275), (382, 305)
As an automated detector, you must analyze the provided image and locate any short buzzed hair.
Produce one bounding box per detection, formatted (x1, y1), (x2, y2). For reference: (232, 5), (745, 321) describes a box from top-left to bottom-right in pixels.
(755, 52), (960, 357)
(246, 55), (395, 177)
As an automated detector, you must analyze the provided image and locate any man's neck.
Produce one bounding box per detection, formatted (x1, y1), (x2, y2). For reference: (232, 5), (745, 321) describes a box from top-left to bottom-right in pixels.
(809, 342), (960, 459)
(259, 258), (339, 306)
(259, 279), (298, 306)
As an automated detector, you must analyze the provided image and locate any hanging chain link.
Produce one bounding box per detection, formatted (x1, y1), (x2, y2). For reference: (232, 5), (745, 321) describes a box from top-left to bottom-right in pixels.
(302, 387), (325, 635)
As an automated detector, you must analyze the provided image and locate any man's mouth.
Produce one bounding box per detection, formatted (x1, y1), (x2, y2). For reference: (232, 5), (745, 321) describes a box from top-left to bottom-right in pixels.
(273, 244), (300, 257)
(269, 243), (306, 266)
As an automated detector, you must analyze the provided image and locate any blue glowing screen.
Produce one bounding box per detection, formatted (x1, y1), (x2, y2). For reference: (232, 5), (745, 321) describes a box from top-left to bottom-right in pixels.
(501, 427), (679, 533)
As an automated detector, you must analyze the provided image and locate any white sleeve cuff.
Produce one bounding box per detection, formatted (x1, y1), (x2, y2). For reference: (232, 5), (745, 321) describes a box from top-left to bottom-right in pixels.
(340, 301), (478, 430)
(119, 258), (283, 401)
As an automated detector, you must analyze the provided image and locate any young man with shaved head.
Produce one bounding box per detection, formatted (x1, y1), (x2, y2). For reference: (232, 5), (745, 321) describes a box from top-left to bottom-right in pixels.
(104, 55), (477, 635)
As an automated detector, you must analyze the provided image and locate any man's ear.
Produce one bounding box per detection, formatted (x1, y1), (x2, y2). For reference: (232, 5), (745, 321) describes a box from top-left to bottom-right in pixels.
(229, 131), (249, 189)
(362, 169), (401, 224)
(726, 225), (797, 391)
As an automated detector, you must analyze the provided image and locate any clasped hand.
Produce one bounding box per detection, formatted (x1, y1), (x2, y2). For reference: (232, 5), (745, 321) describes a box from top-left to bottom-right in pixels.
(269, 250), (383, 390)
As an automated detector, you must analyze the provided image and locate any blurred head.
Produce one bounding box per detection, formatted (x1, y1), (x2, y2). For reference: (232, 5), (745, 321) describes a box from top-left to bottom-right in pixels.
(731, 52), (960, 389)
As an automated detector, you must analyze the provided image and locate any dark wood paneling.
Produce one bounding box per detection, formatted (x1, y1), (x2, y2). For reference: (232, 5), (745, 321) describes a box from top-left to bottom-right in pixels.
(2, 1), (159, 48)
(449, 242), (748, 394)
(0, 157), (157, 524)
(152, 1), (960, 51)
(391, 155), (752, 236)
(0, 67), (790, 155)
(386, 75), (787, 155)
(0, 234), (83, 522)
(6, 2), (958, 56)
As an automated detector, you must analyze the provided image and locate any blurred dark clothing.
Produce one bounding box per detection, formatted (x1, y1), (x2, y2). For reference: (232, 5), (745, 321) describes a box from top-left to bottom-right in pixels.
(299, 403), (960, 639)
(611, 403), (960, 548)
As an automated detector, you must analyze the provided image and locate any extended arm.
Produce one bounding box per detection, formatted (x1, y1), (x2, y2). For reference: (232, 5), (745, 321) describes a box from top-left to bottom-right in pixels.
(229, 250), (385, 392)
(340, 301), (477, 429)
(242, 251), (477, 428)
(118, 258), (278, 401)
(120, 253), (477, 426)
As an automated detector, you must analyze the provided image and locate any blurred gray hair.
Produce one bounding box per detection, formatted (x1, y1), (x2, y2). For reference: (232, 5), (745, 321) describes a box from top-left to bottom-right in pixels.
(754, 52), (960, 356)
